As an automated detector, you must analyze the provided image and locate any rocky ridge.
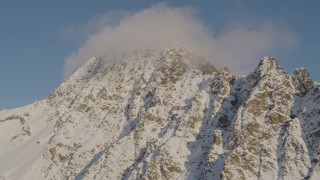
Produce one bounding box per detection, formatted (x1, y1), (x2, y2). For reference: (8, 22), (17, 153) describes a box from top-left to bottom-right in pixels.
(0, 47), (319, 180)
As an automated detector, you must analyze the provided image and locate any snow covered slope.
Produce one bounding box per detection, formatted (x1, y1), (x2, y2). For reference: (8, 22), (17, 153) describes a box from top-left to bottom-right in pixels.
(0, 47), (319, 180)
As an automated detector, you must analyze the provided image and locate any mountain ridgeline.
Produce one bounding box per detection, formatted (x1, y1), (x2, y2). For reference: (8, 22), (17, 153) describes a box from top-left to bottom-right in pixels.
(0, 47), (319, 180)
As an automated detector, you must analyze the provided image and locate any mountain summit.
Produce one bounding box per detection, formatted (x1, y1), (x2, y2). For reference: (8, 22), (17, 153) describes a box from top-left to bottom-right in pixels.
(0, 47), (319, 180)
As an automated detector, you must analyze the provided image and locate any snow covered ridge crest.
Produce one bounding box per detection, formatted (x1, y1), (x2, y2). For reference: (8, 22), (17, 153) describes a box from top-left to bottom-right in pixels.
(0, 47), (320, 180)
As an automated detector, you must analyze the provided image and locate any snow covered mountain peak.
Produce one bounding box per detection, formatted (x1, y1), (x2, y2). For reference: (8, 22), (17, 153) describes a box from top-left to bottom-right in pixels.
(0, 48), (319, 180)
(256, 56), (284, 75)
(63, 46), (217, 89)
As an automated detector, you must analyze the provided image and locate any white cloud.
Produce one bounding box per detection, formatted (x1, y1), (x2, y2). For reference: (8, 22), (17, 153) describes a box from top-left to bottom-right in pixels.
(63, 3), (298, 78)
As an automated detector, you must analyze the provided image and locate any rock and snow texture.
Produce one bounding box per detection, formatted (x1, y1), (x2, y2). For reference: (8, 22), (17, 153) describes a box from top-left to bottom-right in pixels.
(0, 47), (319, 180)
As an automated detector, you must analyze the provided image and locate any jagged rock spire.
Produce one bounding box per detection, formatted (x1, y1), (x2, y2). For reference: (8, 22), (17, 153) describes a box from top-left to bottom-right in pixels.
(292, 67), (314, 92)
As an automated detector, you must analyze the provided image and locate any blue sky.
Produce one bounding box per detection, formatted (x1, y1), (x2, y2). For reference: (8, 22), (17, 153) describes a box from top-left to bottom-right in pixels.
(0, 0), (319, 109)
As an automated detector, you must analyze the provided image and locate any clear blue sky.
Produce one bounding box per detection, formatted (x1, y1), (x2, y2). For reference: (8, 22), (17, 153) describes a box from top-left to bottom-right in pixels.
(0, 0), (319, 109)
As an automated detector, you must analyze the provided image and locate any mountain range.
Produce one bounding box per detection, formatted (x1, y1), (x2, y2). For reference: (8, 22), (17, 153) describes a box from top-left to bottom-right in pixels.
(0, 47), (319, 179)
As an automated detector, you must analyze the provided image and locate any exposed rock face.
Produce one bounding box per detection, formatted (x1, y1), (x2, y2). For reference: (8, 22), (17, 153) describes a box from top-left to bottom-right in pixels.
(0, 48), (319, 180)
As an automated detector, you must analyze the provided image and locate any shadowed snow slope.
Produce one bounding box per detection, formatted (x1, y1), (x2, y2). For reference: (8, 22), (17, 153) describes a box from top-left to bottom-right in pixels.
(0, 48), (319, 180)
